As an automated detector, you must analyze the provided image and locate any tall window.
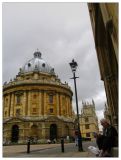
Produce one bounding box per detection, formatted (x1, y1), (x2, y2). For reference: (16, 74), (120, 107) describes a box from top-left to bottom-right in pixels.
(6, 98), (8, 104)
(49, 108), (53, 113)
(62, 97), (65, 106)
(16, 95), (21, 104)
(85, 124), (90, 129)
(33, 94), (37, 99)
(85, 117), (89, 122)
(49, 95), (53, 103)
(16, 109), (21, 116)
(86, 132), (90, 137)
(32, 108), (37, 113)
(4, 111), (7, 116)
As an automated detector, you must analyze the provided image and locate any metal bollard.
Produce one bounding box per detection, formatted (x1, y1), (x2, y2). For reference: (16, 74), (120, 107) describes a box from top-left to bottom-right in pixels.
(27, 139), (30, 153)
(61, 138), (64, 152)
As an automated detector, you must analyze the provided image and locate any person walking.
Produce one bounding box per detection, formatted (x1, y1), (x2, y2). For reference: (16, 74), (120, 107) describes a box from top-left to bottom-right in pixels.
(96, 118), (118, 157)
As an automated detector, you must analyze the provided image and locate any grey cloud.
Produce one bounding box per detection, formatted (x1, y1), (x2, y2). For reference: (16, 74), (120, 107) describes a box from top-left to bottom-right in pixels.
(3, 2), (107, 122)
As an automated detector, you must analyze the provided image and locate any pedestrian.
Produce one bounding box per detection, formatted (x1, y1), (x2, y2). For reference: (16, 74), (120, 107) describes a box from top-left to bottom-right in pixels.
(96, 118), (118, 157)
(53, 138), (56, 144)
(47, 139), (51, 144)
(66, 135), (69, 142)
(75, 137), (78, 146)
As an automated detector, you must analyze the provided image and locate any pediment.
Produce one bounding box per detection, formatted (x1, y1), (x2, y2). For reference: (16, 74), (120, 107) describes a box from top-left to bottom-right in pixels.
(45, 116), (60, 122)
(3, 117), (24, 124)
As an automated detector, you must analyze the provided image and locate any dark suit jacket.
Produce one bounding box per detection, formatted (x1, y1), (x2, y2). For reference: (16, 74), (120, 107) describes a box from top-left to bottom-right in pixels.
(97, 125), (118, 151)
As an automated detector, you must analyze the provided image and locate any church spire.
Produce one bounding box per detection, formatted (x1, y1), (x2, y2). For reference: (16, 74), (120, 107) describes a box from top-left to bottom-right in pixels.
(92, 99), (95, 108)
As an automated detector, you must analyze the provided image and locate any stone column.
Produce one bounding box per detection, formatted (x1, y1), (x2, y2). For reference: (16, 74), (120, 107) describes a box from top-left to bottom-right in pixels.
(38, 91), (42, 115)
(41, 91), (44, 115)
(60, 94), (62, 115)
(25, 91), (28, 116)
(56, 93), (59, 116)
(3, 96), (5, 117)
(68, 99), (70, 117)
(10, 93), (14, 117)
(44, 91), (47, 115)
(41, 122), (46, 139)
(70, 99), (72, 116)
(8, 93), (11, 117)
(28, 91), (31, 116)
(66, 97), (68, 116)
(22, 91), (26, 116)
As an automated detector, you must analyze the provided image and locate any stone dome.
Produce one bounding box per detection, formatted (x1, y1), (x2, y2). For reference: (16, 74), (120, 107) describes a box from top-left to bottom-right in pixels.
(21, 50), (55, 75)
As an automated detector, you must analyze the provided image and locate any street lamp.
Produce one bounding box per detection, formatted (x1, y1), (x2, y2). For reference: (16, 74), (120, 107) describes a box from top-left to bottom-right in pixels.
(69, 59), (83, 152)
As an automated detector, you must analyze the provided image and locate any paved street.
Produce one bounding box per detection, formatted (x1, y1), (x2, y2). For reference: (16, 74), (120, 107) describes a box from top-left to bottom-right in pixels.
(3, 141), (97, 158)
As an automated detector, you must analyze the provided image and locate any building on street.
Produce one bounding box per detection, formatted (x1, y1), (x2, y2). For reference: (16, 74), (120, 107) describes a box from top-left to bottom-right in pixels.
(79, 100), (99, 140)
(88, 3), (118, 129)
(3, 50), (75, 144)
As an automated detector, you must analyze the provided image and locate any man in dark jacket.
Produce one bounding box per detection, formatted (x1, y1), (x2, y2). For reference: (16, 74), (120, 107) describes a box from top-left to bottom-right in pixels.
(96, 118), (118, 157)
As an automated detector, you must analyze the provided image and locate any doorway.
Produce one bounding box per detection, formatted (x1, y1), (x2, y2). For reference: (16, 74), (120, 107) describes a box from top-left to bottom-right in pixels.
(50, 124), (57, 140)
(11, 125), (19, 143)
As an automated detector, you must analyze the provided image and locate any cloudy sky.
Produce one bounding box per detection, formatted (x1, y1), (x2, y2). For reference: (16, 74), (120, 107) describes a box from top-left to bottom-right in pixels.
(2, 2), (106, 128)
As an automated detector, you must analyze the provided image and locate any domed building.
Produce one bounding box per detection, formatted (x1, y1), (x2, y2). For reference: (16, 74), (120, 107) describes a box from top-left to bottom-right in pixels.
(3, 51), (75, 144)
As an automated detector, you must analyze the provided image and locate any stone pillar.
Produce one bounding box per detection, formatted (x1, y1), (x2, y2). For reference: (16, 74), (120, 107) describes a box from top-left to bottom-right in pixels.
(22, 91), (26, 116)
(56, 93), (59, 116)
(10, 93), (14, 117)
(41, 91), (44, 115)
(38, 91), (42, 115)
(41, 122), (46, 139)
(28, 91), (31, 116)
(44, 91), (47, 115)
(58, 93), (61, 116)
(70, 99), (72, 116)
(61, 123), (65, 137)
(60, 94), (62, 115)
(3, 96), (5, 117)
(8, 93), (11, 117)
(68, 99), (71, 117)
(25, 91), (28, 116)
(66, 97), (69, 116)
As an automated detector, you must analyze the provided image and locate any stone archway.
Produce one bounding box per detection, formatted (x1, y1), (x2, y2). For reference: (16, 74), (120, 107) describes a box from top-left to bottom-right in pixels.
(50, 124), (57, 140)
(11, 125), (19, 143)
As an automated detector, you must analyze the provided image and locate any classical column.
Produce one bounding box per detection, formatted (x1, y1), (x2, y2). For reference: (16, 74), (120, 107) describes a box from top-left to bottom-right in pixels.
(28, 91), (31, 116)
(66, 97), (69, 116)
(38, 91), (42, 115)
(70, 99), (72, 116)
(58, 93), (61, 116)
(56, 93), (59, 116)
(60, 94), (63, 115)
(22, 91), (26, 116)
(41, 90), (44, 115)
(41, 122), (46, 139)
(25, 91), (28, 116)
(3, 96), (5, 117)
(68, 99), (71, 117)
(10, 93), (14, 117)
(44, 91), (47, 115)
(8, 93), (11, 117)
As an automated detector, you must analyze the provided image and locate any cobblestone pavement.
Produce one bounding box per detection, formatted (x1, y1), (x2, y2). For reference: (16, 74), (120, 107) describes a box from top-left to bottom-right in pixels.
(3, 143), (96, 158)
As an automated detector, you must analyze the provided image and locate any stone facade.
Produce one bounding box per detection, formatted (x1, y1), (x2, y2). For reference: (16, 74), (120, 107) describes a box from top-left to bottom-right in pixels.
(3, 51), (75, 144)
(79, 100), (99, 140)
(88, 3), (118, 128)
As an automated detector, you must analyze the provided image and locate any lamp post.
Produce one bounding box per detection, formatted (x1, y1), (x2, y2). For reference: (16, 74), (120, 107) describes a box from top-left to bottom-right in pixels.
(69, 59), (83, 152)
